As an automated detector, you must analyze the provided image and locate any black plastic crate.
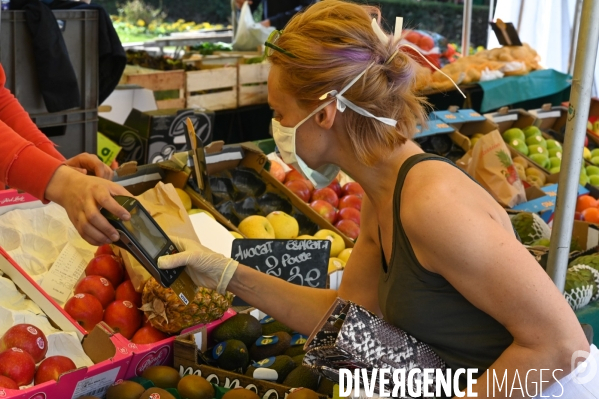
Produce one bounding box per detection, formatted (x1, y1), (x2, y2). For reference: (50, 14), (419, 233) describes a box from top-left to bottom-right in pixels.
(31, 110), (98, 159)
(0, 10), (99, 115)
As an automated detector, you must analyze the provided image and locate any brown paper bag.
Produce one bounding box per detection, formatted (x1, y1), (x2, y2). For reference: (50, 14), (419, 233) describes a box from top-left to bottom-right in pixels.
(116, 182), (199, 292)
(457, 130), (526, 208)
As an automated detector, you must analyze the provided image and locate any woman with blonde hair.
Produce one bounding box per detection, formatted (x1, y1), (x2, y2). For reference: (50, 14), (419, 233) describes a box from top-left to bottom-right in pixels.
(160, 1), (598, 396)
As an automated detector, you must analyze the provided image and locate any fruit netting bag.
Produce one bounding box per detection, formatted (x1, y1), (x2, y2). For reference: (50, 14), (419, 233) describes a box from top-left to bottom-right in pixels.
(564, 264), (599, 310)
(458, 130), (527, 208)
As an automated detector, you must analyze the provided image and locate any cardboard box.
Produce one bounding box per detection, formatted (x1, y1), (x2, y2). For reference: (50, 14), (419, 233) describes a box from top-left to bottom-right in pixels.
(484, 107), (537, 133)
(587, 98), (599, 146)
(174, 336), (328, 399)
(0, 248), (133, 399)
(116, 308), (236, 379)
(434, 107), (500, 152)
(98, 116), (147, 165)
(124, 108), (215, 165)
(511, 183), (589, 222)
(528, 103), (568, 133)
(0, 189), (41, 216)
(198, 142), (354, 248)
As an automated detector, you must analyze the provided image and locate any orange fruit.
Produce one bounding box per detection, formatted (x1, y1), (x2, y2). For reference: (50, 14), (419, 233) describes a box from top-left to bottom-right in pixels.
(582, 207), (599, 224)
(576, 195), (597, 212)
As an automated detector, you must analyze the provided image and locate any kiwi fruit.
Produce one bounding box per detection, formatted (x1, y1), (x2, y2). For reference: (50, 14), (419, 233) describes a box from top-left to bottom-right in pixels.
(287, 388), (320, 399)
(222, 387), (261, 399)
(105, 380), (146, 399)
(139, 387), (176, 399)
(142, 365), (181, 389)
(178, 374), (215, 399)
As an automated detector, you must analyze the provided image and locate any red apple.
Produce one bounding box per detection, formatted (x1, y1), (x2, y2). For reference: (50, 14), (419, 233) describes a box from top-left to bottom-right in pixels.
(34, 356), (77, 385)
(342, 182), (365, 198)
(142, 314), (152, 327)
(311, 187), (339, 208)
(269, 161), (286, 183)
(85, 255), (124, 288)
(284, 169), (305, 183)
(0, 348), (36, 386)
(75, 275), (115, 309)
(131, 325), (169, 345)
(103, 300), (143, 340)
(0, 324), (48, 363)
(335, 219), (360, 240)
(310, 200), (337, 224)
(285, 180), (311, 202)
(94, 244), (115, 257)
(327, 180), (342, 197)
(115, 280), (142, 308)
(337, 207), (361, 226)
(64, 293), (104, 332)
(339, 195), (362, 211)
(0, 376), (17, 390)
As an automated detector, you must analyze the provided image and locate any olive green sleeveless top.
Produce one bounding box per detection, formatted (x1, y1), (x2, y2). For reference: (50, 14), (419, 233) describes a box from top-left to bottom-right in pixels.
(378, 153), (513, 390)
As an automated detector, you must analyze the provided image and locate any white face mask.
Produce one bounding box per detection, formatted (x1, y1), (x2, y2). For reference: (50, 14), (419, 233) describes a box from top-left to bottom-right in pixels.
(271, 63), (398, 189)
(272, 98), (340, 189)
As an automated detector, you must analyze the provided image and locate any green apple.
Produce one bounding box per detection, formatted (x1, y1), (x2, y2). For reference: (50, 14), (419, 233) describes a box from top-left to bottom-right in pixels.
(590, 175), (599, 187)
(587, 165), (599, 176)
(549, 166), (561, 174)
(584, 147), (592, 161)
(591, 148), (599, 158)
(546, 139), (562, 150)
(525, 135), (547, 148)
(502, 128), (525, 142)
(548, 148), (562, 159)
(549, 157), (561, 168)
(523, 125), (542, 138)
(592, 156), (599, 166)
(581, 173), (590, 186)
(509, 139), (529, 155)
(528, 144), (549, 156)
(529, 153), (549, 168)
(470, 133), (484, 147)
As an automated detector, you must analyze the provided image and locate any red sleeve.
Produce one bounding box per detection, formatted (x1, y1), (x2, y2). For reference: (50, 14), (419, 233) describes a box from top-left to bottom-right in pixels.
(0, 65), (65, 200)
(0, 65), (66, 162)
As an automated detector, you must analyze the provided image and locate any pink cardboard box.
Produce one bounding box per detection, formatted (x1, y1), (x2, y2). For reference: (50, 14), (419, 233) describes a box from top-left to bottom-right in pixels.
(0, 249), (134, 399)
(117, 308), (236, 379)
(0, 189), (41, 216)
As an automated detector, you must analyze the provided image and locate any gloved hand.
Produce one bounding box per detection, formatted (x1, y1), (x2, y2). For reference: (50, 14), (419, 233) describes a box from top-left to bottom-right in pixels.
(157, 236), (238, 295)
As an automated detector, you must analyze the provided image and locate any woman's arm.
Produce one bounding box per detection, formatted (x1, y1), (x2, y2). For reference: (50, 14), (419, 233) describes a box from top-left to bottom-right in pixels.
(402, 162), (588, 398)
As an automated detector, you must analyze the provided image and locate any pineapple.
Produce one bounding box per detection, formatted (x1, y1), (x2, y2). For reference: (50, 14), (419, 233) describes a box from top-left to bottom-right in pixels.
(496, 150), (519, 185)
(141, 278), (233, 334)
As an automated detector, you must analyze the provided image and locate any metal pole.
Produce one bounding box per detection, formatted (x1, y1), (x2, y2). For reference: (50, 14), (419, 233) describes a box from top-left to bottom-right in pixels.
(569, 0), (584, 75)
(546, 0), (599, 292)
(486, 0), (495, 49)
(461, 0), (473, 56)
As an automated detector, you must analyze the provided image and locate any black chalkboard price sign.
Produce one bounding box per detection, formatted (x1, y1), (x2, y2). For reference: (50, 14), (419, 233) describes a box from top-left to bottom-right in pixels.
(231, 239), (331, 289)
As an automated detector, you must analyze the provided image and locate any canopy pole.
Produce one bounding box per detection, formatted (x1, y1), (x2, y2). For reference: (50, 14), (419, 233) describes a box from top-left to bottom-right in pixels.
(546, 0), (599, 292)
(487, 0), (495, 49)
(568, 0), (584, 76)
(461, 0), (473, 56)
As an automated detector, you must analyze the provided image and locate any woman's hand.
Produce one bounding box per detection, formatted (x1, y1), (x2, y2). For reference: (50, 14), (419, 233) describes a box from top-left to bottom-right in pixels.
(64, 153), (113, 179)
(158, 237), (238, 294)
(44, 166), (132, 246)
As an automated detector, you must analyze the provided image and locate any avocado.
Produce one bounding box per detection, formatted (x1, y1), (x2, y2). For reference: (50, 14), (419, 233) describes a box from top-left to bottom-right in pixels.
(249, 332), (291, 361)
(222, 388), (261, 399)
(214, 339), (249, 371)
(178, 374), (214, 399)
(317, 377), (336, 397)
(261, 318), (293, 335)
(283, 365), (320, 390)
(246, 355), (297, 384)
(287, 388), (320, 399)
(213, 314), (262, 346)
(106, 380), (146, 399)
(141, 365), (181, 389)
(139, 387), (177, 399)
(285, 345), (306, 358)
(292, 354), (305, 367)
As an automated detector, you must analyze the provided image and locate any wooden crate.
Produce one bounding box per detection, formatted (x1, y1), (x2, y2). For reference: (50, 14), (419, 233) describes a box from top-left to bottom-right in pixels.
(121, 66), (186, 109)
(238, 62), (270, 107)
(186, 67), (238, 111)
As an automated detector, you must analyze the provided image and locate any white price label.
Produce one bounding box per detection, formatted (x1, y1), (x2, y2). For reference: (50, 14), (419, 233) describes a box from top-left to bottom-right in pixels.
(71, 367), (120, 399)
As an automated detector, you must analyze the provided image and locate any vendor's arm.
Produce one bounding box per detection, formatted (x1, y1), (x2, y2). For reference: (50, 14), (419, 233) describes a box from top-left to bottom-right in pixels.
(0, 64), (65, 162)
(402, 161), (589, 398)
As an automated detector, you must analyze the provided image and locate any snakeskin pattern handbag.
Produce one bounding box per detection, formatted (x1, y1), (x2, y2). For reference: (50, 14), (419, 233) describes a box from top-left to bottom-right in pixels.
(303, 298), (446, 396)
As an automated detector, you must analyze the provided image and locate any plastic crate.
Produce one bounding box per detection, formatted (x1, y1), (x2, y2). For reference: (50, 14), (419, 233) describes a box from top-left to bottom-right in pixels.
(0, 10), (99, 116)
(31, 109), (98, 159)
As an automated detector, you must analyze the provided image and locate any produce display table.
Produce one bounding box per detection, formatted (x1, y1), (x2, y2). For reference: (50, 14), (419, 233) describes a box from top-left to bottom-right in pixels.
(145, 30), (233, 50)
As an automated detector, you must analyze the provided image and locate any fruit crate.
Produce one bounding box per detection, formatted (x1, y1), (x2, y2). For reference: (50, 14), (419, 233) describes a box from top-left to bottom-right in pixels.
(0, 248), (133, 398)
(528, 103), (568, 133)
(238, 61), (270, 108)
(174, 337), (330, 399)
(186, 66), (238, 111)
(586, 98), (599, 147)
(121, 66), (187, 110)
(192, 141), (354, 249)
(0, 10), (99, 116)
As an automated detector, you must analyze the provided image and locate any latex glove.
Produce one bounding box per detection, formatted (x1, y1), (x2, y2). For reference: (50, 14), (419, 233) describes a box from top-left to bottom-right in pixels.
(157, 236), (238, 295)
